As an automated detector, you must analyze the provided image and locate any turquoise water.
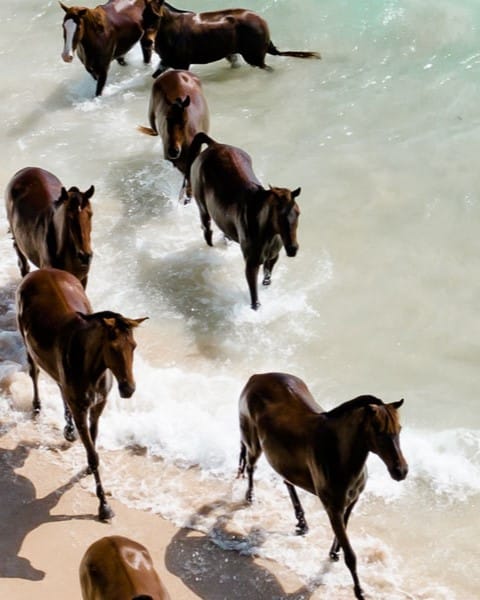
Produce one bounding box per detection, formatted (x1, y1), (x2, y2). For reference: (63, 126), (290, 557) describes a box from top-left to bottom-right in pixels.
(1, 1), (479, 597)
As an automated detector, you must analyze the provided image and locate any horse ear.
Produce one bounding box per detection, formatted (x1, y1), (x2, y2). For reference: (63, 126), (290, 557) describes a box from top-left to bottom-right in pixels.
(149, 0), (164, 17)
(129, 317), (149, 327)
(102, 317), (116, 329)
(55, 187), (69, 206)
(78, 8), (88, 17)
(84, 185), (95, 201)
(59, 1), (69, 13)
(291, 187), (301, 198)
(391, 399), (404, 410)
(183, 95), (191, 108)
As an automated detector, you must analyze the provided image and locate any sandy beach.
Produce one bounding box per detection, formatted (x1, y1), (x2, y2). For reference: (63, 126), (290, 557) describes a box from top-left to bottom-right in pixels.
(0, 413), (342, 600)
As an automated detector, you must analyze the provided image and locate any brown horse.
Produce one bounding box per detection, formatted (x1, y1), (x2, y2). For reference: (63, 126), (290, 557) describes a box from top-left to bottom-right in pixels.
(186, 132), (301, 309)
(238, 372), (408, 600)
(16, 268), (147, 521)
(5, 166), (94, 288)
(80, 536), (171, 600)
(138, 69), (209, 175)
(149, 1), (321, 76)
(60, 0), (159, 96)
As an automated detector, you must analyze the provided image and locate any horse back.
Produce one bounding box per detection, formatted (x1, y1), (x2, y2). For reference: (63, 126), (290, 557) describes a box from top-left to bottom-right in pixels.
(192, 142), (264, 238)
(79, 535), (170, 600)
(6, 167), (61, 223)
(240, 372), (323, 492)
(78, 0), (144, 62)
(152, 69), (209, 128)
(193, 142), (260, 203)
(17, 268), (91, 356)
(240, 372), (324, 424)
(157, 7), (266, 65)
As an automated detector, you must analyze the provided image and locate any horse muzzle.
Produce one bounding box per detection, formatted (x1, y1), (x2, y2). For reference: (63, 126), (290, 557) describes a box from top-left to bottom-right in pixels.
(285, 245), (299, 257)
(61, 52), (74, 63)
(118, 381), (136, 398)
(390, 463), (408, 481)
(167, 146), (182, 160)
(76, 251), (92, 267)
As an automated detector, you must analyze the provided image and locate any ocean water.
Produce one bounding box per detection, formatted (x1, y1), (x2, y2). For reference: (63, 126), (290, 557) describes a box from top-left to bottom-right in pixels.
(1, 0), (479, 598)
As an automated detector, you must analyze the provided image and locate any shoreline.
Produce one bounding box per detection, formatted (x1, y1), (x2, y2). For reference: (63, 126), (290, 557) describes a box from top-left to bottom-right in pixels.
(0, 417), (332, 600)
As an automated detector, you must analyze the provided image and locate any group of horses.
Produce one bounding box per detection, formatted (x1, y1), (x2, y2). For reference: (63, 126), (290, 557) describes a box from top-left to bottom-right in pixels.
(4, 1), (409, 599)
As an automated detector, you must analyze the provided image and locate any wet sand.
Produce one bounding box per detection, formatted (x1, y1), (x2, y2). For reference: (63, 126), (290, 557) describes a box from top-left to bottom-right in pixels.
(0, 417), (346, 600)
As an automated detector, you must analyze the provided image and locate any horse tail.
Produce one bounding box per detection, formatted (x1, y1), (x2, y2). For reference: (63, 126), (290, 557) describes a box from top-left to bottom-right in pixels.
(267, 41), (321, 60)
(184, 132), (215, 179)
(137, 125), (158, 136)
(180, 132), (216, 204)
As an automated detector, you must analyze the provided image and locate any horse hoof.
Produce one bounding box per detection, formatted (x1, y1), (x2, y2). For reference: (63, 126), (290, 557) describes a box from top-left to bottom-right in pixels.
(63, 425), (77, 443)
(250, 302), (261, 310)
(329, 551), (340, 562)
(295, 523), (309, 536)
(354, 585), (365, 600)
(98, 504), (115, 522)
(262, 275), (271, 286)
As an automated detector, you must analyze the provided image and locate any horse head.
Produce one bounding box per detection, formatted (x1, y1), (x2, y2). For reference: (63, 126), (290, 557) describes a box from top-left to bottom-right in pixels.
(98, 313), (148, 398)
(365, 399), (408, 481)
(60, 2), (88, 63)
(165, 95), (191, 160)
(54, 185), (94, 280)
(266, 186), (301, 257)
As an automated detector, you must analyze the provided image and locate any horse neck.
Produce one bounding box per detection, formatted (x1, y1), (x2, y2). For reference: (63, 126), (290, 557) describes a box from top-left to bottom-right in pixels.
(81, 10), (109, 49)
(321, 410), (370, 478)
(50, 202), (71, 264)
(160, 3), (184, 28)
(66, 319), (107, 385)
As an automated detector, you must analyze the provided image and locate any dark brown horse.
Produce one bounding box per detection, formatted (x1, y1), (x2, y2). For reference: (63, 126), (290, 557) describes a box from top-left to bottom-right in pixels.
(5, 166), (94, 288)
(60, 0), (159, 96)
(149, 1), (321, 76)
(186, 132), (301, 309)
(16, 268), (147, 521)
(138, 69), (209, 175)
(80, 536), (171, 599)
(238, 372), (408, 600)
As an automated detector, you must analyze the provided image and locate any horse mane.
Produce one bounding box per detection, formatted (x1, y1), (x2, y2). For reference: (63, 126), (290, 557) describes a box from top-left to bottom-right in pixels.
(79, 311), (132, 330)
(326, 395), (384, 418)
(164, 2), (194, 14)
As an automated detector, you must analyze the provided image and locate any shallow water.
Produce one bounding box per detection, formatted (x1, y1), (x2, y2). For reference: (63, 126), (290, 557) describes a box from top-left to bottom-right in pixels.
(1, 0), (479, 598)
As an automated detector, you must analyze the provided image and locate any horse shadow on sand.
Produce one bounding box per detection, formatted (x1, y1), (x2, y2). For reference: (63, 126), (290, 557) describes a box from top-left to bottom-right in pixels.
(0, 435), (94, 581)
(165, 500), (331, 600)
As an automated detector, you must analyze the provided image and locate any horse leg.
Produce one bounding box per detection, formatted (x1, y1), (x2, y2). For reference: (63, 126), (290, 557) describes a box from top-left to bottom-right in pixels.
(238, 425), (262, 502)
(226, 54), (240, 68)
(262, 254), (279, 286)
(13, 239), (29, 277)
(140, 31), (155, 64)
(27, 353), (40, 415)
(198, 205), (213, 247)
(240, 48), (273, 72)
(245, 260), (260, 310)
(88, 396), (107, 446)
(95, 69), (108, 97)
(60, 391), (77, 442)
(326, 508), (365, 600)
(71, 404), (114, 521)
(152, 61), (169, 78)
(329, 498), (358, 561)
(284, 481), (309, 535)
